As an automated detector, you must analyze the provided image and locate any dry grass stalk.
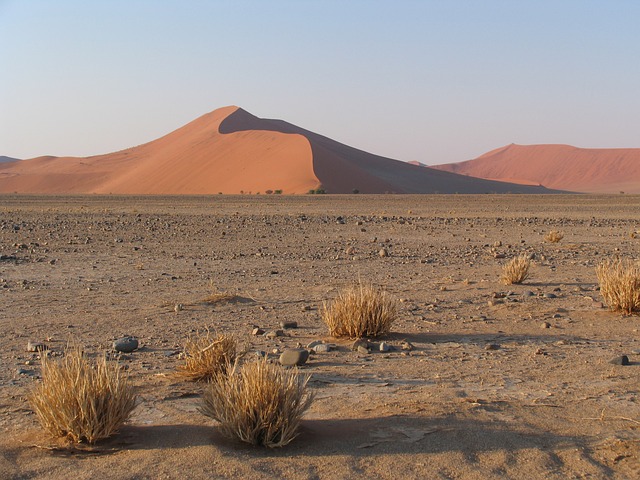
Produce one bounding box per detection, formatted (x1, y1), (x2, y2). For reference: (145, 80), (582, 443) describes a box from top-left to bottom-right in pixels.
(501, 255), (531, 285)
(28, 348), (136, 444)
(322, 282), (397, 338)
(544, 230), (564, 243)
(596, 259), (640, 315)
(200, 359), (313, 447)
(201, 292), (238, 304)
(176, 332), (237, 381)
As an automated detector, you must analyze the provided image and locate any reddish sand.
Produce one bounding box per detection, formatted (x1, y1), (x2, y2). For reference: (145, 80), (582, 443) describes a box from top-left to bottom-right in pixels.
(432, 144), (640, 194)
(0, 108), (556, 194)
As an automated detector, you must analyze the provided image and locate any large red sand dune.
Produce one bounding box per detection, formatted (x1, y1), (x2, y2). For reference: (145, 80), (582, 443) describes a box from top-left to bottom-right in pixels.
(0, 107), (557, 194)
(432, 144), (640, 194)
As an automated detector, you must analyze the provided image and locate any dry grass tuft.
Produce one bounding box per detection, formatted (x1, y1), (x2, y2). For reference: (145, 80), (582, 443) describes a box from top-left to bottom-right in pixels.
(322, 282), (398, 338)
(501, 255), (531, 285)
(544, 230), (564, 243)
(201, 292), (240, 304)
(596, 259), (640, 315)
(28, 348), (136, 444)
(176, 331), (237, 381)
(200, 359), (313, 447)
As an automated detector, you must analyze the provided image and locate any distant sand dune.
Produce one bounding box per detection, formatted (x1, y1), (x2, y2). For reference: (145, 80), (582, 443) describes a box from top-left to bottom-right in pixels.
(0, 107), (559, 194)
(432, 144), (640, 193)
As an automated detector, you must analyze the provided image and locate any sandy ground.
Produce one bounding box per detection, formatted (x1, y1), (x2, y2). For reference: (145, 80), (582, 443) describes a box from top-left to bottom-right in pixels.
(1, 194), (639, 479)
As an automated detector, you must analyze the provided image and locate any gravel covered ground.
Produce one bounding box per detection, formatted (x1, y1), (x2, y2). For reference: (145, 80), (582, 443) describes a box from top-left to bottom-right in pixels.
(1, 194), (639, 479)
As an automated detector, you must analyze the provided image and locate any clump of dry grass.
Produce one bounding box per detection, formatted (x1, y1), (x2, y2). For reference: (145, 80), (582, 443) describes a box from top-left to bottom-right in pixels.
(544, 230), (564, 243)
(28, 348), (136, 444)
(322, 282), (398, 338)
(176, 331), (237, 381)
(200, 359), (313, 448)
(596, 259), (640, 315)
(501, 255), (531, 285)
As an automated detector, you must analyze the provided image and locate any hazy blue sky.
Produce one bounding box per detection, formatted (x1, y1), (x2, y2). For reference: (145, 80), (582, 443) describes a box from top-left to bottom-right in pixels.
(1, 0), (639, 164)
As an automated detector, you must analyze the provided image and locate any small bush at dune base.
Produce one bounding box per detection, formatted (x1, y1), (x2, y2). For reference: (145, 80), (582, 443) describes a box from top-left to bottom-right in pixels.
(176, 332), (237, 382)
(322, 282), (398, 338)
(200, 359), (313, 448)
(28, 348), (136, 444)
(501, 255), (531, 285)
(596, 259), (640, 315)
(544, 230), (564, 243)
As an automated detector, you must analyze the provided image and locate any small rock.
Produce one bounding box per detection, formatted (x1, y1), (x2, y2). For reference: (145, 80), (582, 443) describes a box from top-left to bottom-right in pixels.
(379, 342), (392, 352)
(279, 349), (310, 366)
(313, 344), (331, 353)
(379, 248), (389, 258)
(485, 343), (500, 351)
(174, 303), (183, 312)
(113, 336), (139, 353)
(280, 321), (298, 329)
(522, 290), (534, 297)
(401, 341), (415, 351)
(540, 322), (551, 329)
(265, 330), (285, 339)
(16, 368), (33, 375)
(307, 340), (323, 349)
(252, 327), (265, 336)
(609, 355), (630, 366)
(351, 338), (370, 351)
(255, 350), (267, 358)
(543, 293), (557, 299)
(26, 341), (48, 352)
(357, 345), (370, 354)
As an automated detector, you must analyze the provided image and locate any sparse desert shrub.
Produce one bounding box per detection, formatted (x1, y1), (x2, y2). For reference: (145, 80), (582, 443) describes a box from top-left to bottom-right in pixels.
(544, 230), (564, 243)
(28, 348), (136, 444)
(176, 332), (237, 381)
(501, 255), (531, 285)
(200, 359), (313, 447)
(596, 259), (640, 315)
(322, 283), (398, 338)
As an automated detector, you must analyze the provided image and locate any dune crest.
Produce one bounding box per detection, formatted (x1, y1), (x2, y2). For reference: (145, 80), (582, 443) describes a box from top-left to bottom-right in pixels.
(433, 144), (640, 193)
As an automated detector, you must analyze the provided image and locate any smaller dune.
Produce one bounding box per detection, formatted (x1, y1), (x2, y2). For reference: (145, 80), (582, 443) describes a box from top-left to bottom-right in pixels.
(432, 144), (640, 193)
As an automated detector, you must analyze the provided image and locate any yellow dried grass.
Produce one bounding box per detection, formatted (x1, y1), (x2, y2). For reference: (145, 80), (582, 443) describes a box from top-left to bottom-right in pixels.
(596, 259), (640, 315)
(501, 255), (531, 285)
(322, 282), (397, 338)
(28, 348), (136, 444)
(200, 359), (313, 447)
(176, 332), (237, 382)
(544, 230), (564, 243)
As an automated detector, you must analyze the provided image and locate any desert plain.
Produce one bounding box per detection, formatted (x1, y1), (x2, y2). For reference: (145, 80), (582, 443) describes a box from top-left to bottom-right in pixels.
(0, 193), (639, 479)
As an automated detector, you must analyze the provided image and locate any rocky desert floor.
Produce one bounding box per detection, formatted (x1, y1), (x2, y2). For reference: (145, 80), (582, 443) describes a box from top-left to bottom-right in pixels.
(0, 194), (639, 479)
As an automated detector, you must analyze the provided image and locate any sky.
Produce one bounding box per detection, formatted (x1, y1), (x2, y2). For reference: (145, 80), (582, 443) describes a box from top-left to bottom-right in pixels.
(1, 0), (639, 165)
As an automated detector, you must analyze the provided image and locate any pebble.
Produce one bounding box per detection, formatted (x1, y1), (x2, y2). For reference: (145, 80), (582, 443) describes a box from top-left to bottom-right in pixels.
(113, 336), (139, 353)
(313, 344), (331, 353)
(265, 330), (284, 339)
(609, 355), (630, 366)
(254, 350), (267, 358)
(543, 293), (557, 299)
(174, 303), (183, 312)
(307, 340), (323, 349)
(540, 322), (551, 329)
(379, 342), (392, 352)
(26, 341), (48, 352)
(252, 327), (265, 336)
(352, 339), (370, 351)
(485, 343), (501, 351)
(357, 345), (370, 354)
(279, 348), (310, 366)
(522, 290), (534, 297)
(379, 248), (389, 257)
(280, 321), (298, 329)
(401, 341), (415, 351)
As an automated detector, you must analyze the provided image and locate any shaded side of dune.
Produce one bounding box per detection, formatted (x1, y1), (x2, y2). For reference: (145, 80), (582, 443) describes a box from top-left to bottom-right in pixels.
(219, 109), (560, 194)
